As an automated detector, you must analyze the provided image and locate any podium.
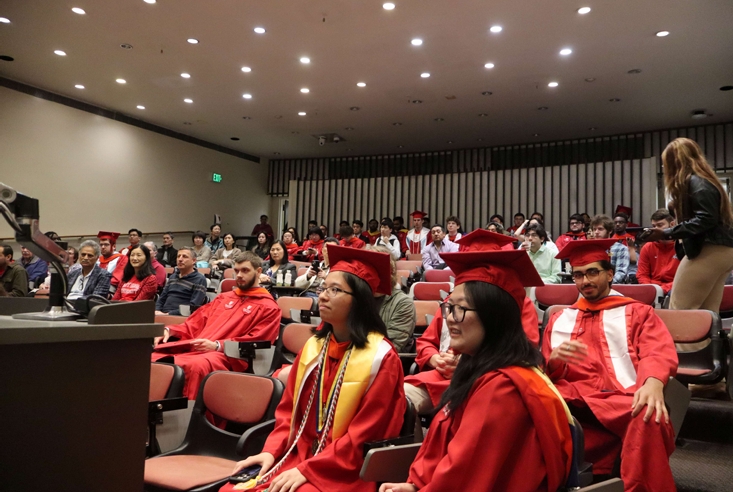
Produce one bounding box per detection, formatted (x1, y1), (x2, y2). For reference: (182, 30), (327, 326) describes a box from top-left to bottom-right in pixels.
(0, 300), (162, 492)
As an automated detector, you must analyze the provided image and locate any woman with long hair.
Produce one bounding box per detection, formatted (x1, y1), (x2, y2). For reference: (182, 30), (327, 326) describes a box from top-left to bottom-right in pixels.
(192, 231), (212, 268)
(210, 233), (242, 272)
(380, 250), (573, 492)
(260, 240), (297, 297)
(641, 137), (733, 310)
(112, 244), (158, 301)
(282, 230), (300, 261)
(225, 246), (405, 492)
(251, 232), (273, 260)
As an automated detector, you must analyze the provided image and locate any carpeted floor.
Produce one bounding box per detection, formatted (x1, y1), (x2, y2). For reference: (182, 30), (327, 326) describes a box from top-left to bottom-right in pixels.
(671, 439), (733, 492)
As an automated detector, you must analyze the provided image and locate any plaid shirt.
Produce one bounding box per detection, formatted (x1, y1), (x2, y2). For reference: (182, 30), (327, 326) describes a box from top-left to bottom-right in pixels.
(609, 242), (629, 283)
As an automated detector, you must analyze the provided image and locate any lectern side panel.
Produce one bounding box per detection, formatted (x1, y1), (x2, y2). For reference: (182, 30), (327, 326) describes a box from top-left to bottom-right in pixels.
(0, 338), (151, 492)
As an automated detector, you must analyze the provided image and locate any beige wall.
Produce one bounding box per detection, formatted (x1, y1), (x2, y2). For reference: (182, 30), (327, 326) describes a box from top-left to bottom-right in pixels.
(0, 86), (270, 246)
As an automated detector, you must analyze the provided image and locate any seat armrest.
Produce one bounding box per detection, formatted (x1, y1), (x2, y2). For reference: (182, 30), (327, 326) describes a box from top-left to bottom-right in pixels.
(236, 419), (276, 457)
(359, 443), (422, 482)
(148, 397), (188, 414)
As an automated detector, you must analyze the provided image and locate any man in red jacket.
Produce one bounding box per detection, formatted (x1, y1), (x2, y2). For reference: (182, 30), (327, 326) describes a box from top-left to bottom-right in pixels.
(637, 209), (680, 294)
(152, 251), (281, 400)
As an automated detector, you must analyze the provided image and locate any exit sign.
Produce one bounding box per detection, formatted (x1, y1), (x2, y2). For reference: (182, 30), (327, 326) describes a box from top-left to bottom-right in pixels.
(212, 173), (222, 183)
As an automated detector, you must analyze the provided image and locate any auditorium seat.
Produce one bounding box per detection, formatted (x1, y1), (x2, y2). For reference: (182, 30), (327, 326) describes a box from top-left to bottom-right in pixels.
(217, 278), (237, 294)
(406, 253), (423, 261)
(164, 267), (174, 277)
(268, 322), (315, 374)
(276, 296), (315, 323)
(144, 371), (283, 492)
(155, 314), (188, 325)
(197, 267), (211, 277)
(529, 284), (580, 320)
(540, 304), (570, 346)
(398, 260), (423, 274)
(396, 269), (411, 287)
(410, 282), (452, 301)
(424, 269), (454, 283)
(718, 285), (733, 331)
(613, 284), (663, 307)
(222, 268), (234, 279)
(413, 300), (440, 336)
(297, 266), (309, 277)
(291, 260), (311, 269)
(148, 362), (186, 457)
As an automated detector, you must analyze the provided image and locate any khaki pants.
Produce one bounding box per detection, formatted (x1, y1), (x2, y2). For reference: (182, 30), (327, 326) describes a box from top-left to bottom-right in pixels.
(670, 243), (733, 312)
(404, 383), (434, 414)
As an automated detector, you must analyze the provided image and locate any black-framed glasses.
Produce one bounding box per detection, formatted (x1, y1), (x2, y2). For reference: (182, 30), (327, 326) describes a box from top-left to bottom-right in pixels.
(571, 268), (602, 281)
(440, 301), (478, 323)
(316, 285), (354, 297)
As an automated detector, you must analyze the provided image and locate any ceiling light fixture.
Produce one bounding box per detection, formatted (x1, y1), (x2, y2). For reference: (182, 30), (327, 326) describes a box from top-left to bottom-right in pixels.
(691, 109), (708, 119)
(253, 27), (266, 34)
(420, 72), (430, 78)
(242, 93), (252, 99)
(242, 116), (252, 120)
(187, 38), (199, 44)
(183, 122), (192, 125)
(298, 112), (306, 116)
(447, 140), (453, 144)
(116, 78), (126, 84)
(181, 73), (191, 78)
(74, 84), (85, 89)
(656, 31), (669, 37)
(344, 127), (354, 130)
(481, 91), (493, 96)
(490, 25), (502, 33)
(144, 0), (156, 4)
(398, 145), (404, 149)
(609, 98), (621, 102)
(585, 77), (596, 82)
(548, 81), (559, 87)
(241, 66), (252, 72)
(184, 98), (193, 103)
(411, 38), (423, 46)
(71, 7), (86, 14)
(0, 55), (14, 61)
(434, 118), (444, 122)
(383, 2), (395, 10)
(120, 43), (133, 49)
(0, 17), (11, 23)
(477, 138), (483, 142)
(484, 63), (495, 69)
(720, 86), (733, 91)
(300, 88), (310, 93)
(393, 122), (402, 126)
(533, 133), (540, 137)
(356, 82), (366, 87)
(478, 113), (488, 117)
(560, 48), (572, 56)
(411, 99), (422, 104)
(291, 131), (299, 134)
(54, 50), (67, 56)
(300, 57), (310, 64)
(577, 7), (591, 14)
(137, 105), (145, 110)
(273, 152), (281, 155)
(537, 106), (548, 110)
(588, 127), (597, 131)
(350, 106), (360, 111)
(627, 69), (642, 74)
(230, 137), (240, 141)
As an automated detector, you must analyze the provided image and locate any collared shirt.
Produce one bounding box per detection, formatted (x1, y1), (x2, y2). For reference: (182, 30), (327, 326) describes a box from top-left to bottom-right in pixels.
(68, 269), (93, 300)
(421, 238), (459, 270)
(527, 242), (561, 284)
(609, 242), (630, 283)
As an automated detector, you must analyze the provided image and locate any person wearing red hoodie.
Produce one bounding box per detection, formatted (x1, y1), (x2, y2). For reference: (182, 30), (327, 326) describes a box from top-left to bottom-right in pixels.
(338, 224), (366, 249)
(637, 209), (680, 294)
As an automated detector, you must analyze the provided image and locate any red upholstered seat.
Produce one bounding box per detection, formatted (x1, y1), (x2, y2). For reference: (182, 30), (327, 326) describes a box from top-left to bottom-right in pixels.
(281, 323), (314, 354)
(412, 282), (452, 301)
(276, 296), (314, 322)
(144, 455), (237, 491)
(398, 260), (423, 274)
(414, 300), (440, 330)
(218, 279), (237, 293)
(424, 269), (454, 283)
(719, 285), (733, 313)
(534, 284), (580, 308)
(613, 284), (661, 306)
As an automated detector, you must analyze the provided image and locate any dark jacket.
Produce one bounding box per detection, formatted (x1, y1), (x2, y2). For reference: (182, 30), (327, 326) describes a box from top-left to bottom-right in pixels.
(67, 265), (112, 298)
(22, 256), (48, 287)
(155, 269), (207, 315)
(1, 263), (29, 297)
(664, 175), (733, 260)
(157, 245), (178, 267)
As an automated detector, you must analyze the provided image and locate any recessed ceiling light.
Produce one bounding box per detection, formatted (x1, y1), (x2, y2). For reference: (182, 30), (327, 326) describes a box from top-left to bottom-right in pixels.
(0, 17), (10, 23)
(137, 105), (145, 110)
(0, 55), (14, 61)
(120, 43), (133, 50)
(489, 25), (502, 33)
(537, 106), (548, 110)
(356, 82), (366, 87)
(71, 7), (86, 14)
(484, 63), (495, 69)
(184, 98), (193, 103)
(393, 122), (402, 126)
(533, 133), (540, 137)
(420, 72), (430, 78)
(350, 106), (360, 111)
(242, 116), (252, 120)
(560, 48), (572, 56)
(253, 27), (266, 34)
(447, 140), (453, 144)
(230, 137), (240, 141)
(183, 121), (192, 125)
(291, 131), (299, 134)
(383, 2), (396, 10)
(398, 145), (404, 148)
(585, 77), (596, 82)
(478, 113), (488, 117)
(577, 7), (591, 14)
(720, 86), (733, 91)
(609, 98), (621, 102)
(482, 91), (493, 96)
(54, 50), (67, 56)
(477, 138), (483, 142)
(242, 93), (252, 99)
(116, 78), (126, 84)
(588, 127), (597, 131)
(144, 0), (156, 4)
(434, 118), (444, 122)
(181, 73), (191, 78)
(241, 66), (252, 73)
(691, 109), (708, 119)
(411, 100), (422, 104)
(627, 69), (642, 74)
(74, 84), (85, 89)
(300, 88), (310, 93)
(411, 38), (423, 46)
(273, 152), (281, 155)
(548, 81), (559, 88)
(187, 38), (199, 44)
(300, 57), (310, 64)
(344, 127), (354, 130)
(298, 112), (306, 116)
(275, 115), (283, 119)
(346, 148), (353, 151)
(656, 31), (670, 37)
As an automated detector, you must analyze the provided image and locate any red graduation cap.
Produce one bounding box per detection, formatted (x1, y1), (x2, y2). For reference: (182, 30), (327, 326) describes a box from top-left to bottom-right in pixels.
(410, 210), (427, 219)
(439, 250), (543, 307)
(97, 231), (121, 245)
(327, 244), (393, 295)
(614, 205), (632, 217)
(456, 229), (516, 252)
(555, 239), (617, 267)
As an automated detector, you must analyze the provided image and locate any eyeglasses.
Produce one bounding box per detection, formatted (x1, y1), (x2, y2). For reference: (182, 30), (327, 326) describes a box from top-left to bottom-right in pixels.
(526, 233), (540, 239)
(440, 301), (478, 323)
(571, 268), (602, 281)
(569, 221), (582, 226)
(317, 285), (354, 297)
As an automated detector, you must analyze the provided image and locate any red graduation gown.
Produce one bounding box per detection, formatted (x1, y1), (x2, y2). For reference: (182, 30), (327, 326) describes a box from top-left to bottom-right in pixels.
(542, 294), (678, 491)
(408, 367), (573, 492)
(284, 242), (300, 261)
(554, 231), (587, 252)
(405, 299), (539, 407)
(152, 288), (280, 400)
(339, 237), (366, 249)
(220, 335), (405, 492)
(300, 240), (324, 262)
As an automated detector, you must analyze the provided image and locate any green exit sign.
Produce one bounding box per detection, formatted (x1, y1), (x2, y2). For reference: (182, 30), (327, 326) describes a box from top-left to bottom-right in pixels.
(212, 173), (222, 183)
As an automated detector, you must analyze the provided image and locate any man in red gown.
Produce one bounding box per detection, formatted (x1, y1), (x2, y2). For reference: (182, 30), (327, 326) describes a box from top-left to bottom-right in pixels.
(543, 239), (678, 491)
(555, 214), (588, 251)
(405, 211), (430, 255)
(152, 252), (280, 400)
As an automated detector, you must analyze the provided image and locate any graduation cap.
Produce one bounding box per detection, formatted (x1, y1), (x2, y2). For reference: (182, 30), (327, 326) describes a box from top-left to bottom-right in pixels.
(440, 250), (543, 307)
(327, 244), (393, 295)
(614, 205), (632, 217)
(555, 239), (617, 267)
(456, 229), (516, 252)
(410, 210), (427, 219)
(97, 231), (121, 245)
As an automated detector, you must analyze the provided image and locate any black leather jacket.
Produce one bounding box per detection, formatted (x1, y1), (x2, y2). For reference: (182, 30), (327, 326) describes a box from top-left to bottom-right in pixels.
(664, 175), (733, 259)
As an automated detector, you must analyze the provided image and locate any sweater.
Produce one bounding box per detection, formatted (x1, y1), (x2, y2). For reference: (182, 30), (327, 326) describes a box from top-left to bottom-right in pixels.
(156, 269), (208, 315)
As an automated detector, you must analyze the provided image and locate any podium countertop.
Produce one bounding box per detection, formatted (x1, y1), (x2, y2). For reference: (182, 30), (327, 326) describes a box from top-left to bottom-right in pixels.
(0, 316), (163, 345)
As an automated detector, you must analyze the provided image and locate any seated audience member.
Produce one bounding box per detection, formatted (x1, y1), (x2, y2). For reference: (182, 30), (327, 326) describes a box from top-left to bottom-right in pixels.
(157, 232), (178, 267)
(307, 219), (319, 231)
(489, 214), (504, 228)
(374, 218), (402, 260)
(521, 224), (561, 284)
(405, 230), (540, 415)
(445, 216), (463, 242)
(319, 224), (329, 237)
(120, 228), (142, 256)
(281, 230), (299, 260)
(636, 209), (680, 294)
(544, 240), (678, 490)
(614, 212), (638, 279)
(506, 212), (526, 235)
(485, 221), (506, 235)
(294, 237), (339, 299)
(515, 213), (553, 243)
(555, 214), (588, 251)
(260, 240), (297, 296)
(191, 231), (212, 268)
(226, 246), (405, 492)
(252, 214), (275, 238)
(0, 244), (29, 297)
(334, 220), (350, 239)
(287, 227), (301, 245)
(371, 245), (416, 352)
(153, 252), (280, 400)
(20, 246), (48, 288)
(393, 216), (409, 255)
(352, 220), (370, 245)
(205, 224), (224, 254)
(299, 227), (326, 262)
(96, 231), (126, 274)
(251, 232), (273, 260)
(407, 211), (430, 255)
(66, 246), (79, 273)
(590, 215), (630, 283)
(144, 241), (168, 291)
(364, 218), (381, 245)
(581, 212), (592, 231)
(210, 233), (242, 272)
(382, 249), (571, 492)
(66, 240), (111, 300)
(155, 246), (207, 315)
(421, 224), (459, 270)
(339, 224), (366, 249)
(112, 245), (158, 301)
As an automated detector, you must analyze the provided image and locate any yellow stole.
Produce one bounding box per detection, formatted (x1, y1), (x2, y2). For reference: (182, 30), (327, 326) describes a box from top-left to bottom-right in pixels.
(290, 332), (387, 442)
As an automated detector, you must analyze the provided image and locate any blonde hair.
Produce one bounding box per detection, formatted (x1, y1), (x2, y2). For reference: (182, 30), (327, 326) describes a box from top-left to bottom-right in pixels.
(662, 138), (733, 227)
(368, 245), (398, 289)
